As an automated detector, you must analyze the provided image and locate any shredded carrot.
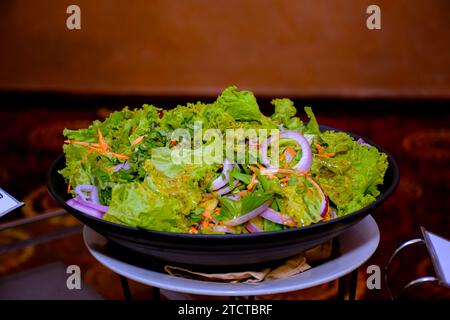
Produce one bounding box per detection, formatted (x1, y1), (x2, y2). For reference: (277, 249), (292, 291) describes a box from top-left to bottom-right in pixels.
(201, 220), (210, 229)
(316, 152), (336, 158)
(280, 152), (285, 161)
(104, 151), (129, 160)
(256, 163), (265, 170)
(279, 177), (289, 183)
(131, 135), (147, 146)
(314, 143), (335, 157)
(248, 165), (258, 173)
(97, 129), (108, 152)
(189, 226), (198, 234)
(170, 139), (177, 146)
(285, 148), (297, 156)
(64, 140), (100, 148)
(238, 190), (248, 197)
(261, 168), (292, 175)
(315, 143), (325, 153)
(67, 138), (128, 159)
(202, 210), (213, 220)
(247, 173), (257, 190)
(67, 176), (73, 194)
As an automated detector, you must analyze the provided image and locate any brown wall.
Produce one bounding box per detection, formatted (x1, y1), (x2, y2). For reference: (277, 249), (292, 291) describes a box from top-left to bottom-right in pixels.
(0, 0), (449, 98)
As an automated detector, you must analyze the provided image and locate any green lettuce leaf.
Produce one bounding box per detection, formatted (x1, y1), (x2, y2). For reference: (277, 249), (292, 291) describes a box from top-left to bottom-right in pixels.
(271, 98), (303, 131)
(278, 177), (324, 226)
(103, 182), (188, 232)
(216, 86), (264, 122)
(311, 132), (388, 215)
(150, 147), (184, 178)
(304, 106), (320, 135)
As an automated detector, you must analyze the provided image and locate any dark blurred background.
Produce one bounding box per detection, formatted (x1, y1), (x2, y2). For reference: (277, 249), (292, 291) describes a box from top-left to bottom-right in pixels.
(0, 0), (449, 300)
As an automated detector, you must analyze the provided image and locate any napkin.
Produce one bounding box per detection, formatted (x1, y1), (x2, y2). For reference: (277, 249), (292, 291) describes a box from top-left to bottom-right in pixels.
(164, 241), (332, 284)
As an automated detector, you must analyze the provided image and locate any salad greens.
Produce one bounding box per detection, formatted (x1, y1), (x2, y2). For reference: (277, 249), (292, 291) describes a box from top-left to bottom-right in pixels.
(60, 86), (388, 234)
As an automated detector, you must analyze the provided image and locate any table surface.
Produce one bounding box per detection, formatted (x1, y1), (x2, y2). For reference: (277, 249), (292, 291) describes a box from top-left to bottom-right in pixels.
(83, 215), (379, 296)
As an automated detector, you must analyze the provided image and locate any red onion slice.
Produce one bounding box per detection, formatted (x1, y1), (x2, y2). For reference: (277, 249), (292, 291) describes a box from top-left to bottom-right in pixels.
(114, 162), (132, 172)
(73, 196), (109, 213)
(260, 130), (312, 173)
(357, 138), (371, 148)
(245, 222), (263, 233)
(66, 198), (104, 219)
(212, 226), (236, 234)
(260, 208), (297, 226)
(224, 200), (271, 227)
(216, 180), (239, 195)
(74, 184), (100, 204)
(224, 193), (241, 201)
(307, 178), (329, 218)
(210, 159), (233, 191)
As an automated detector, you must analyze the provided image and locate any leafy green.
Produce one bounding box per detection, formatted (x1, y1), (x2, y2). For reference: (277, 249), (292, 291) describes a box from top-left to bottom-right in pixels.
(271, 98), (303, 131)
(311, 133), (388, 215)
(241, 190), (273, 214)
(103, 182), (188, 232)
(263, 219), (283, 232)
(277, 177), (324, 226)
(304, 106), (320, 135)
(150, 147), (184, 178)
(218, 196), (239, 220)
(216, 86), (264, 122)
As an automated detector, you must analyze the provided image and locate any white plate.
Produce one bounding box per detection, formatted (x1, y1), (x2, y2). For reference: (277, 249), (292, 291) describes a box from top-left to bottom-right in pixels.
(83, 215), (379, 296)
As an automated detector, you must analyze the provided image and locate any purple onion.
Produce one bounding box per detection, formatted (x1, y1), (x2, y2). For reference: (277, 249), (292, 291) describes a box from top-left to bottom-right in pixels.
(224, 200), (272, 227)
(212, 226), (236, 234)
(66, 198), (104, 219)
(216, 180), (239, 195)
(260, 208), (297, 226)
(114, 162), (132, 172)
(74, 184), (100, 204)
(260, 130), (312, 173)
(357, 138), (371, 148)
(210, 159), (233, 191)
(225, 193), (241, 201)
(73, 196), (109, 213)
(245, 222), (263, 233)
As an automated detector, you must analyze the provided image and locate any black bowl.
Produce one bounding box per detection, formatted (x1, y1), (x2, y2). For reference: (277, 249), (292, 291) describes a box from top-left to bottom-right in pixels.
(48, 125), (399, 268)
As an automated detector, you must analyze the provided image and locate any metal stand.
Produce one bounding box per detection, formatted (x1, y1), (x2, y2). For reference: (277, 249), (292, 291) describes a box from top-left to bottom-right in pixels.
(337, 269), (358, 300)
(119, 275), (132, 300)
(385, 237), (444, 299)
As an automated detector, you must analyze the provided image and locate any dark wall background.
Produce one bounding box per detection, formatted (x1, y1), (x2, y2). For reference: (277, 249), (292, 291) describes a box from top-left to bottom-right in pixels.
(0, 0), (449, 99)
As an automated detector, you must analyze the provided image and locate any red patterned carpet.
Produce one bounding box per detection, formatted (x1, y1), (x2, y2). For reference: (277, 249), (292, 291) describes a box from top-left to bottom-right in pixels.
(1, 96), (449, 299)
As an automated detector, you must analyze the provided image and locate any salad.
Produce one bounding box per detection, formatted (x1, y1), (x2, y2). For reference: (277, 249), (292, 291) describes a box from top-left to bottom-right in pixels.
(60, 86), (388, 234)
